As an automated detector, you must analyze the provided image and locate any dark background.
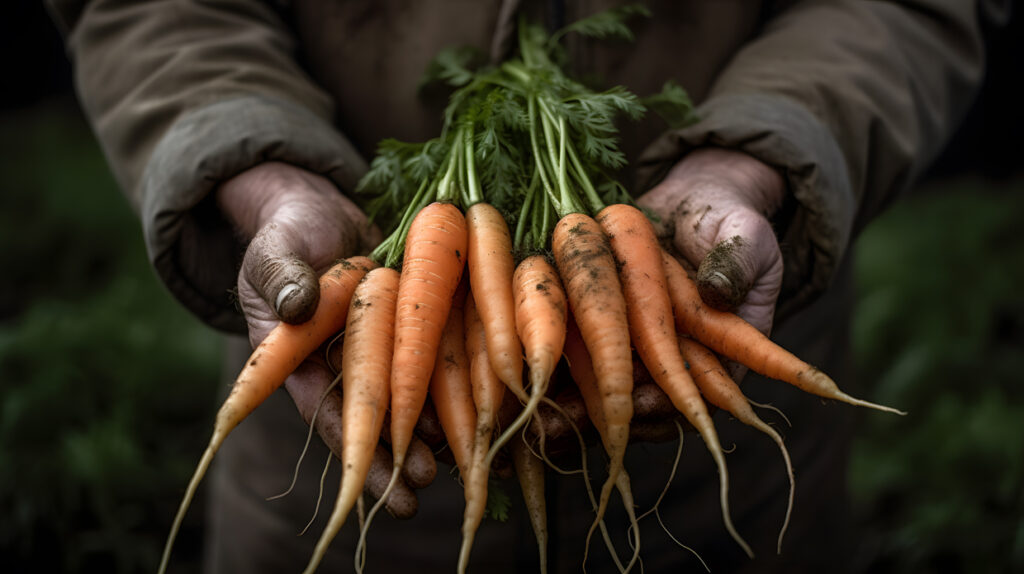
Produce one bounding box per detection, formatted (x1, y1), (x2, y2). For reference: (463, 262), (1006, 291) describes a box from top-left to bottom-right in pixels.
(2, 1), (1023, 572)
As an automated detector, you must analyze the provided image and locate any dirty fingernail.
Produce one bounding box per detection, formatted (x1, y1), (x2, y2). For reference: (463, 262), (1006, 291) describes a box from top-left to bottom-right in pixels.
(706, 271), (732, 292)
(275, 282), (301, 314)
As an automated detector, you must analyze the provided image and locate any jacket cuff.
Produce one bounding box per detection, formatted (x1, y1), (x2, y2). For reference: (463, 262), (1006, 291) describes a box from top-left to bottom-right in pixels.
(636, 92), (854, 318)
(139, 95), (368, 333)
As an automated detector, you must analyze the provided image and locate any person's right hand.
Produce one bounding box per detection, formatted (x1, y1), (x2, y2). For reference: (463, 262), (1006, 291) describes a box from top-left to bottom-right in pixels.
(520, 148), (788, 456)
(216, 161), (436, 518)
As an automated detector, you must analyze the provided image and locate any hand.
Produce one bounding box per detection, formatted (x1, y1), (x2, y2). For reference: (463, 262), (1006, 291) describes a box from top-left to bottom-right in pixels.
(216, 161), (435, 518)
(524, 149), (787, 454)
(636, 147), (786, 338)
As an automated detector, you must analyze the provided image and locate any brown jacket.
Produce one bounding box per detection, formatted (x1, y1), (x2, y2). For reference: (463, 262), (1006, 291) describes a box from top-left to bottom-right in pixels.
(49, 0), (1002, 333)
(47, 1), (1005, 571)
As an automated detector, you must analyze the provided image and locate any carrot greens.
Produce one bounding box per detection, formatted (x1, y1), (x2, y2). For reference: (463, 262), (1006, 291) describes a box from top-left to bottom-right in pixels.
(353, 6), (695, 265)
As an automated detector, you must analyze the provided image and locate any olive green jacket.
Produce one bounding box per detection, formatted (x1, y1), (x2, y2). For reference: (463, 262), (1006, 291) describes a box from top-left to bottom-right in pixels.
(48, 0), (1005, 332)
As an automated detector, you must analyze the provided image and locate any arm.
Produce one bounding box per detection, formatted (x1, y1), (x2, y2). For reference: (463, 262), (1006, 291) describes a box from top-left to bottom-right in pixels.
(638, 0), (1005, 323)
(49, 0), (432, 515)
(51, 0), (367, 331)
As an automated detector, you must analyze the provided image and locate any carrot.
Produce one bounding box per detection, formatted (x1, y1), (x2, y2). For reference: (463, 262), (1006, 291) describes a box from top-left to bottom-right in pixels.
(564, 319), (640, 573)
(428, 281), (476, 478)
(484, 255), (567, 495)
(661, 250), (905, 415)
(157, 257), (374, 574)
(512, 435), (548, 574)
(598, 203), (751, 558)
(466, 202), (525, 400)
(357, 202), (467, 571)
(677, 336), (795, 554)
(551, 213), (634, 563)
(513, 255), (567, 401)
(390, 202), (469, 461)
(304, 267), (399, 573)
(458, 293), (508, 574)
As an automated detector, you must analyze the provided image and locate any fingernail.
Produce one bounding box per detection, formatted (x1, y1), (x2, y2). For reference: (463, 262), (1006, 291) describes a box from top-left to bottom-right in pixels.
(275, 282), (301, 314)
(706, 271), (733, 292)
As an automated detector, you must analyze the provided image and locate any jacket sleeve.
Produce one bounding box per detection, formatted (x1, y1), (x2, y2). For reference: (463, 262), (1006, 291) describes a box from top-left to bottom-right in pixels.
(637, 0), (1007, 318)
(48, 0), (368, 333)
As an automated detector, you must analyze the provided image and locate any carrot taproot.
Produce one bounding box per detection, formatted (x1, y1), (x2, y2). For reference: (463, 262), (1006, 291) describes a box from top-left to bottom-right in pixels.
(158, 256), (374, 574)
(512, 435), (548, 574)
(661, 250), (905, 415)
(484, 255), (567, 491)
(564, 319), (640, 573)
(356, 202), (467, 572)
(551, 212), (634, 564)
(428, 281), (475, 478)
(390, 202), (469, 461)
(598, 203), (751, 558)
(303, 267), (399, 574)
(466, 202), (525, 400)
(513, 255), (566, 401)
(678, 336), (795, 554)
(458, 293), (508, 574)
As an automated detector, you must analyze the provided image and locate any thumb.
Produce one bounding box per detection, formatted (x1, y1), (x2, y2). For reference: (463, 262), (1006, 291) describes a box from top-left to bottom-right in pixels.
(677, 207), (783, 336)
(241, 221), (320, 325)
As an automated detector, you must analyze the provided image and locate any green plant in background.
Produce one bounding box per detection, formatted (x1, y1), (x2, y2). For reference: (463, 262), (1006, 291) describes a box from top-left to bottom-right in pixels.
(0, 101), (222, 573)
(850, 181), (1024, 573)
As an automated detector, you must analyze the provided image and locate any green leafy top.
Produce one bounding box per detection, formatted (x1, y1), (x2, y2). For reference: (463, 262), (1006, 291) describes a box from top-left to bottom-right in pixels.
(355, 4), (696, 265)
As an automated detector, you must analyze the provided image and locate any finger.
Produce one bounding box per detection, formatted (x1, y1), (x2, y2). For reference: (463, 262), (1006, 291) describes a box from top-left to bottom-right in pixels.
(528, 388), (590, 442)
(629, 418), (686, 443)
(241, 221), (321, 325)
(723, 359), (750, 385)
(632, 381), (677, 420)
(366, 444), (419, 519)
(283, 361), (422, 519)
(496, 388), (525, 432)
(687, 209), (783, 336)
(415, 399), (447, 450)
(402, 436), (438, 489)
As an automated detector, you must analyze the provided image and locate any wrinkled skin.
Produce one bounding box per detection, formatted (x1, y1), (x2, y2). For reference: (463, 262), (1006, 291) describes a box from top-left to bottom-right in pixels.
(216, 161), (435, 518)
(532, 147), (787, 451)
(217, 147), (785, 485)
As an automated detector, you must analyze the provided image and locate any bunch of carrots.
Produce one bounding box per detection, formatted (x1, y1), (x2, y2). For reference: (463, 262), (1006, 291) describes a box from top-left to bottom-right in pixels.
(157, 7), (903, 574)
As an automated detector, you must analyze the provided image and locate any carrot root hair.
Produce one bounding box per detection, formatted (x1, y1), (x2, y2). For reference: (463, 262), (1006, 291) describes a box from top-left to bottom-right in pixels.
(354, 466), (401, 574)
(634, 421), (710, 573)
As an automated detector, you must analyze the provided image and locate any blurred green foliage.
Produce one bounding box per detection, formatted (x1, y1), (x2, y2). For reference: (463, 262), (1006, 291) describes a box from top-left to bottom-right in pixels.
(0, 100), (222, 573)
(850, 181), (1024, 573)
(2, 99), (1023, 573)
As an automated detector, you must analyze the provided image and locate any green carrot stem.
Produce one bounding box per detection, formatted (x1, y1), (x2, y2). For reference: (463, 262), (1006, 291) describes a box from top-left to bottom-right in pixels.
(565, 139), (605, 214)
(514, 179), (536, 251)
(527, 97), (562, 215)
(463, 125), (483, 206)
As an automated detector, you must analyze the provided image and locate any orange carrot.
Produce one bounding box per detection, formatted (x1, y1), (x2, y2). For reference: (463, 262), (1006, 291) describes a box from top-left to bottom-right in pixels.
(428, 282), (476, 478)
(356, 202), (467, 571)
(512, 435), (548, 574)
(304, 267), (399, 573)
(458, 293), (508, 574)
(158, 257), (374, 574)
(551, 212), (634, 562)
(483, 255), (567, 490)
(390, 201), (469, 464)
(598, 204), (751, 558)
(564, 319), (640, 573)
(513, 255), (567, 401)
(466, 202), (525, 400)
(678, 336), (795, 554)
(661, 250), (904, 415)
